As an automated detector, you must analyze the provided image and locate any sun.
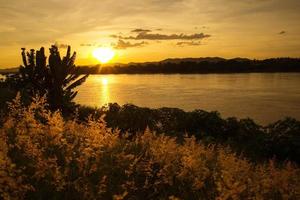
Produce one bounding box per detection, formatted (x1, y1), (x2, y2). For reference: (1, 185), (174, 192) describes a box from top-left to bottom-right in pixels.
(92, 47), (115, 63)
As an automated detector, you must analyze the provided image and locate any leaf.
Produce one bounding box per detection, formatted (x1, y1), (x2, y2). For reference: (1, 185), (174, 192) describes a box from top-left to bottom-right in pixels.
(65, 74), (89, 91)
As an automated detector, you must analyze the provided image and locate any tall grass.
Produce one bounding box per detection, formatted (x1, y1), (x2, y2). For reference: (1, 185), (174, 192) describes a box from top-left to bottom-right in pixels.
(0, 95), (299, 200)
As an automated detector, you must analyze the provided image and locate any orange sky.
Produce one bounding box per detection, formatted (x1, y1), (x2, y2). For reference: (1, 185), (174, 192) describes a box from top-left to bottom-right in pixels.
(0, 0), (300, 68)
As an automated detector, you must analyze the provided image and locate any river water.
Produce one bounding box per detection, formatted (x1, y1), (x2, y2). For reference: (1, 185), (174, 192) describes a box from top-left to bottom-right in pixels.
(75, 73), (300, 124)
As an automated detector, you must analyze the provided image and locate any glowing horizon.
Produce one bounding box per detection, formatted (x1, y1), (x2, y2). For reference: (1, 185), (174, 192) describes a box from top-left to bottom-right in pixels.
(0, 0), (300, 68)
(92, 47), (115, 64)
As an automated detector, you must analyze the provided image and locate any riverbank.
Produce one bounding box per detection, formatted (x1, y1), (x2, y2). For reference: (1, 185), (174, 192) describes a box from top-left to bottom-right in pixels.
(1, 86), (299, 164)
(77, 102), (300, 164)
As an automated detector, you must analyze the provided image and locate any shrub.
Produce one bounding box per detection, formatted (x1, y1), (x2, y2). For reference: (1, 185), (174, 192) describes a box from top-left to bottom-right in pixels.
(99, 103), (300, 164)
(0, 95), (299, 199)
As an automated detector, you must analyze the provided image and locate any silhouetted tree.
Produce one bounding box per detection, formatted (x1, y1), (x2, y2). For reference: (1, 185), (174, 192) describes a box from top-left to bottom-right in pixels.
(6, 45), (89, 112)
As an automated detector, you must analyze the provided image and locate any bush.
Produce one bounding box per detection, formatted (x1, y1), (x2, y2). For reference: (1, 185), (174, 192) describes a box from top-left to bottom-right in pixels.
(96, 103), (300, 164)
(0, 95), (299, 199)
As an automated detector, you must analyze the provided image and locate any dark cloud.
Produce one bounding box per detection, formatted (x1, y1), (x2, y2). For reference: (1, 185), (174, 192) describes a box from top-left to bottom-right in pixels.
(55, 43), (69, 49)
(80, 43), (95, 47)
(131, 29), (152, 33)
(112, 39), (148, 49)
(279, 31), (286, 35)
(195, 26), (208, 30)
(176, 41), (202, 46)
(114, 32), (211, 40)
(110, 34), (119, 38)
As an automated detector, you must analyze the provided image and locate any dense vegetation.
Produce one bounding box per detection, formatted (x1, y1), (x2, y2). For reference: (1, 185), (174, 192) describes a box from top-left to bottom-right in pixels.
(0, 96), (299, 200)
(74, 57), (300, 74)
(75, 103), (300, 165)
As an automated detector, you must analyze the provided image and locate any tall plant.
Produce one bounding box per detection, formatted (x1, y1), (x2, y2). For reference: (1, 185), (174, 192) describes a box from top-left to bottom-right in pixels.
(7, 45), (89, 112)
(47, 45), (89, 111)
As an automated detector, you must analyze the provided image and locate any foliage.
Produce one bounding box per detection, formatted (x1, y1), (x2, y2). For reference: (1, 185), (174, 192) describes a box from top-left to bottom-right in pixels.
(0, 96), (299, 200)
(76, 103), (300, 164)
(5, 45), (89, 112)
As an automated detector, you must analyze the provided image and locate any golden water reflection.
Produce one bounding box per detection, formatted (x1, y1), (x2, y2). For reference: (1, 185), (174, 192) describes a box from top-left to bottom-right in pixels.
(99, 77), (110, 105)
(78, 76), (112, 107)
(75, 74), (300, 124)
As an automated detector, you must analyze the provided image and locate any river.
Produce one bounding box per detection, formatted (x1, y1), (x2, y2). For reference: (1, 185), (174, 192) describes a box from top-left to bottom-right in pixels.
(75, 73), (300, 124)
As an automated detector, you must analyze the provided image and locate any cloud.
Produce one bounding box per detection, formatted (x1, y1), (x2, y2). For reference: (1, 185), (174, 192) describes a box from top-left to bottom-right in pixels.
(279, 31), (286, 35)
(176, 41), (202, 46)
(0, 0), (297, 48)
(110, 34), (120, 38)
(131, 29), (151, 33)
(112, 39), (148, 49)
(114, 32), (211, 40)
(55, 43), (69, 49)
(80, 43), (95, 47)
(197, 26), (208, 29)
(0, 0), (190, 47)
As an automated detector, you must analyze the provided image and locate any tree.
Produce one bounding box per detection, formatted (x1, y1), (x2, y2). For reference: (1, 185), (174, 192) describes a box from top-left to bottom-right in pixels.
(6, 45), (89, 113)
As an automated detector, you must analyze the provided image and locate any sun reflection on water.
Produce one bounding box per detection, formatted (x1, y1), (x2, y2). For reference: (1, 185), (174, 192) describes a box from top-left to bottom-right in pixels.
(100, 77), (110, 105)
(102, 78), (108, 85)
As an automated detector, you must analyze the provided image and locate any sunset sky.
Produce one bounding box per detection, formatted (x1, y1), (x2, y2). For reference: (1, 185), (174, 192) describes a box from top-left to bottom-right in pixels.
(0, 0), (300, 68)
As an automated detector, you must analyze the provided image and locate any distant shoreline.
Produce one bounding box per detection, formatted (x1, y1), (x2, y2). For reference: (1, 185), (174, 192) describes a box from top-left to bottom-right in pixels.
(2, 71), (300, 76)
(1, 57), (300, 75)
(72, 57), (300, 75)
(89, 71), (300, 75)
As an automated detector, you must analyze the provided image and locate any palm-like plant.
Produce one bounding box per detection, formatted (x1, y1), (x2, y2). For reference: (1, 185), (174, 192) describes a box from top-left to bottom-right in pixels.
(47, 45), (89, 111)
(8, 45), (89, 112)
(19, 47), (48, 93)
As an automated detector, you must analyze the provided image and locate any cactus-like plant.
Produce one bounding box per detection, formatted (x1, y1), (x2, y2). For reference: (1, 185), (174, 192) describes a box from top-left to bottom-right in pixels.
(18, 47), (48, 93)
(7, 45), (89, 112)
(47, 45), (89, 111)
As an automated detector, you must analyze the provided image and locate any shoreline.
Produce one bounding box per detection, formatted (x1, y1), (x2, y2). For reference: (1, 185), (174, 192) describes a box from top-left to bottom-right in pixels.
(76, 102), (300, 127)
(2, 71), (300, 76)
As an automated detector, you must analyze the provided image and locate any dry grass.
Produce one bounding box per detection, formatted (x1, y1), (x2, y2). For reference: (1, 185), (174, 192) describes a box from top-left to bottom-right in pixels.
(1, 94), (299, 200)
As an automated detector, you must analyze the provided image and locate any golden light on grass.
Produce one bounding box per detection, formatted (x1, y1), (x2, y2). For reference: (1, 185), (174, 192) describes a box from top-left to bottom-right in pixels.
(92, 47), (115, 63)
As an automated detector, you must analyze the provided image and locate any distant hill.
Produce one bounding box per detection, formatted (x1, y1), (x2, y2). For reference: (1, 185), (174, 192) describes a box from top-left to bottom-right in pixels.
(95, 57), (300, 74)
(0, 67), (19, 75)
(161, 57), (227, 63)
(2, 57), (300, 75)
